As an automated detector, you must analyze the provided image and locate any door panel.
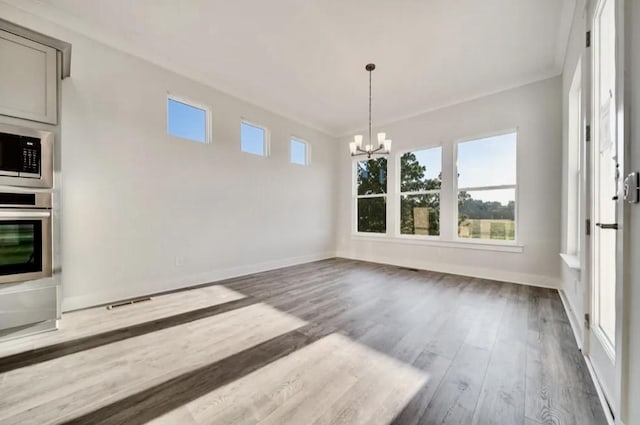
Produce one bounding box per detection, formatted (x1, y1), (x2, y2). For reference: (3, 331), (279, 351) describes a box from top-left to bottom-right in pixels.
(589, 0), (617, 407)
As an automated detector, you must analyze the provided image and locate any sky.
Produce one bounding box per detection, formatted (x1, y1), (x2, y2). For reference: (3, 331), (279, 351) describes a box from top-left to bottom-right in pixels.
(167, 99), (207, 143)
(412, 132), (516, 205)
(290, 138), (307, 165)
(241, 122), (265, 155)
(413, 146), (441, 181)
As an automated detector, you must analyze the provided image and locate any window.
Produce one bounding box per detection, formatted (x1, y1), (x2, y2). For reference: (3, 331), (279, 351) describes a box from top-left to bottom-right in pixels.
(290, 138), (308, 165)
(457, 132), (517, 241)
(567, 60), (582, 256)
(399, 147), (442, 236)
(241, 121), (268, 156)
(355, 158), (387, 233)
(167, 96), (210, 143)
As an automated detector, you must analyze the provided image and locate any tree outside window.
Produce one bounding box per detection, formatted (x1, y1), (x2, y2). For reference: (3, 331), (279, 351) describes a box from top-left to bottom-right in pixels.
(399, 148), (442, 236)
(356, 158), (387, 233)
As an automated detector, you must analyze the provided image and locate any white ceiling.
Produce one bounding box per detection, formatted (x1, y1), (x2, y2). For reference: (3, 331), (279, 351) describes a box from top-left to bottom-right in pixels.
(12, 0), (575, 136)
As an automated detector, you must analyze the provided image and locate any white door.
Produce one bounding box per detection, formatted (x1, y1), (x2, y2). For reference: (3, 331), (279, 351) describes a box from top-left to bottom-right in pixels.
(588, 0), (619, 410)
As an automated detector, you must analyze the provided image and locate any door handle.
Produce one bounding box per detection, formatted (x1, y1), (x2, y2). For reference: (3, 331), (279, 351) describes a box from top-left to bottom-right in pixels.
(596, 223), (618, 230)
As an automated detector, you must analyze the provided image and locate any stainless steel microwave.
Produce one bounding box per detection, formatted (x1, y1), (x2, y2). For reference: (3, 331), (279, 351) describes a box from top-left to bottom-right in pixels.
(0, 123), (53, 188)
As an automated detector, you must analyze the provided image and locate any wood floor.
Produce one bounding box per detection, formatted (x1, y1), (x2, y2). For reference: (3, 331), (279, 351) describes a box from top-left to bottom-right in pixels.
(0, 259), (607, 425)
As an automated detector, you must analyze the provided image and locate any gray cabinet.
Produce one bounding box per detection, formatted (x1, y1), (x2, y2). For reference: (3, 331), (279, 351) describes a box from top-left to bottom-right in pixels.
(0, 30), (58, 124)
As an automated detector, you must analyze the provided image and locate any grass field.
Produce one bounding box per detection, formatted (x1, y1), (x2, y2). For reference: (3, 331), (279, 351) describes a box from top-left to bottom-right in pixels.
(458, 219), (515, 241)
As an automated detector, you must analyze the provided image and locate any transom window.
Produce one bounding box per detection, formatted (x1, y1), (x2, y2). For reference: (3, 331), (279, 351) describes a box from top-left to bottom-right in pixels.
(355, 158), (387, 233)
(399, 147), (442, 236)
(290, 138), (309, 165)
(167, 96), (210, 144)
(241, 121), (268, 156)
(457, 132), (517, 241)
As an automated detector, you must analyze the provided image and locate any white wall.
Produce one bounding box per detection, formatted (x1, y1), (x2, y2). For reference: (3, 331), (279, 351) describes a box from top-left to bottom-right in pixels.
(0, 4), (338, 311)
(559, 0), (587, 345)
(336, 77), (563, 287)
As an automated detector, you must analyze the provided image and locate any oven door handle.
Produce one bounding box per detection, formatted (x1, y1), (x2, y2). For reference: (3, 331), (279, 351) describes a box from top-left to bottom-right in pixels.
(0, 210), (51, 218)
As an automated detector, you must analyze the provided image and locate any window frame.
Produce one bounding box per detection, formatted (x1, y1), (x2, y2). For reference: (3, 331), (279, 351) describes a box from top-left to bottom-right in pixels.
(395, 144), (443, 240)
(454, 129), (519, 244)
(240, 119), (270, 157)
(352, 157), (388, 236)
(290, 136), (310, 166)
(566, 59), (583, 259)
(166, 93), (212, 144)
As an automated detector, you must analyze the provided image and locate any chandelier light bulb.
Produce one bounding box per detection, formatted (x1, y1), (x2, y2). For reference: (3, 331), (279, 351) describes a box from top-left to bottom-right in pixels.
(377, 132), (386, 145)
(354, 134), (363, 148)
(349, 142), (357, 155)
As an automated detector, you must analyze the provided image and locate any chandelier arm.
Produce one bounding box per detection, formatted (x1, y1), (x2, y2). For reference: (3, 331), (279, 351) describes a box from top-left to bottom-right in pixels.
(350, 144), (388, 159)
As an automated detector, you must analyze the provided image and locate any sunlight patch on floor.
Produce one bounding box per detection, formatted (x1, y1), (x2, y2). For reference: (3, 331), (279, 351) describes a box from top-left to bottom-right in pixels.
(152, 333), (429, 425)
(0, 303), (306, 424)
(0, 284), (246, 356)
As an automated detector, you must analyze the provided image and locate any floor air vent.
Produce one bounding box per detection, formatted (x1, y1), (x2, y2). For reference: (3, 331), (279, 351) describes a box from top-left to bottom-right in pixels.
(400, 267), (420, 272)
(106, 297), (152, 310)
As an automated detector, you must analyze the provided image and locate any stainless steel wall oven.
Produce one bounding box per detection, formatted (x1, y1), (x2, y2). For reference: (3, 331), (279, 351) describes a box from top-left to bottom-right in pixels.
(0, 191), (52, 284)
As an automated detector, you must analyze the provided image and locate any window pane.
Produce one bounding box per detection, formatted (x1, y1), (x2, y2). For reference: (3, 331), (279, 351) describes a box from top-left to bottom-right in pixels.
(357, 158), (387, 195)
(400, 147), (441, 192)
(357, 197), (386, 233)
(458, 188), (516, 240)
(167, 98), (207, 143)
(241, 122), (266, 156)
(290, 138), (307, 165)
(400, 194), (440, 236)
(458, 133), (516, 188)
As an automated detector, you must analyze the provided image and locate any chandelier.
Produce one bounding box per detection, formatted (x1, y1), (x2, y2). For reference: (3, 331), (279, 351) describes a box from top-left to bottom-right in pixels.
(349, 63), (392, 158)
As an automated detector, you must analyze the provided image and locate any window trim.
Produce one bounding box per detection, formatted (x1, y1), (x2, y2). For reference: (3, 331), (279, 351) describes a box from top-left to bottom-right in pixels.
(395, 144), (443, 240)
(290, 136), (310, 166)
(565, 58), (582, 260)
(352, 158), (388, 236)
(352, 234), (524, 253)
(240, 119), (270, 157)
(166, 93), (212, 144)
(453, 129), (519, 244)
(350, 128), (521, 248)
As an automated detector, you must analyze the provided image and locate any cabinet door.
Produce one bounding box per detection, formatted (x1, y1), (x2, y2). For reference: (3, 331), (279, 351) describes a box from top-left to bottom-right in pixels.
(0, 30), (57, 124)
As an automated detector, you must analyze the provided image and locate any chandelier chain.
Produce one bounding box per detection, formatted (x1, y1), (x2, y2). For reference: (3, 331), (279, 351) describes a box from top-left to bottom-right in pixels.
(368, 67), (372, 147)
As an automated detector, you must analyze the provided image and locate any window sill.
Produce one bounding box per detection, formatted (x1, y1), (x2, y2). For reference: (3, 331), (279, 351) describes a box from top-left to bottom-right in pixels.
(560, 253), (581, 271)
(351, 234), (524, 253)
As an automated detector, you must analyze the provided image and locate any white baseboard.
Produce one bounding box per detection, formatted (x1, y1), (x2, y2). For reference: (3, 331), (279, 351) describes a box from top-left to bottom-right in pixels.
(558, 289), (584, 349)
(62, 252), (335, 312)
(335, 252), (561, 289)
